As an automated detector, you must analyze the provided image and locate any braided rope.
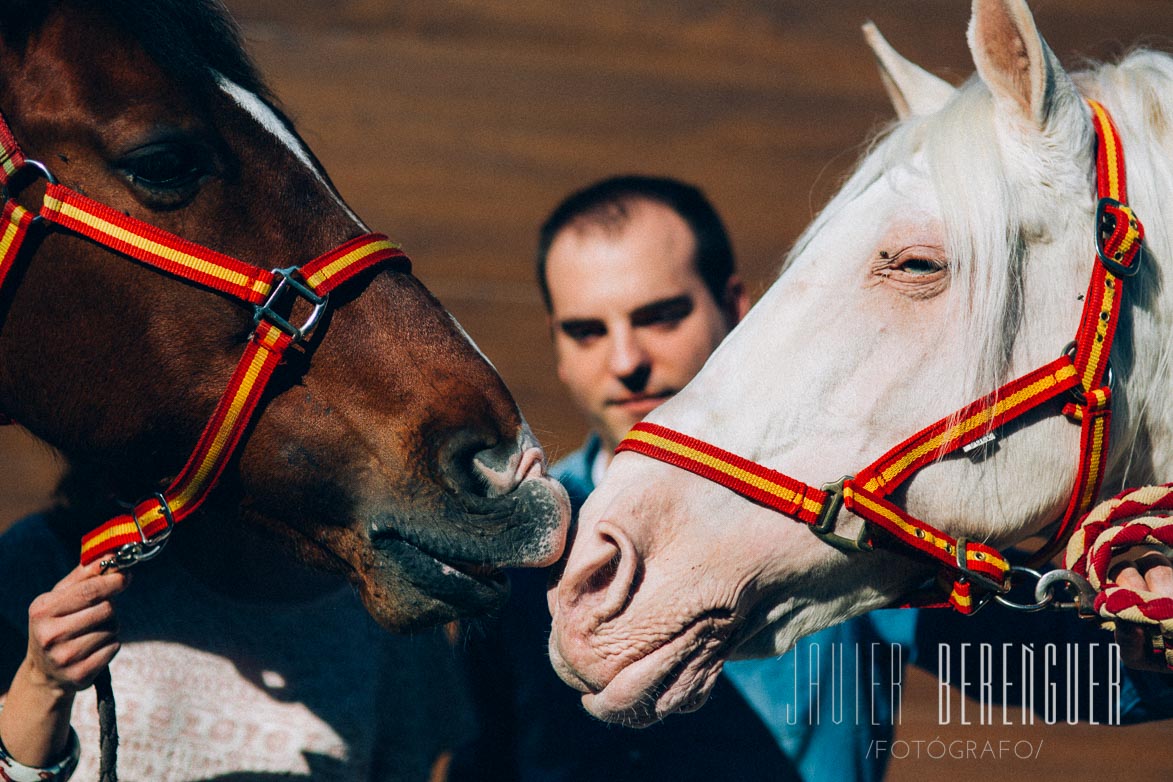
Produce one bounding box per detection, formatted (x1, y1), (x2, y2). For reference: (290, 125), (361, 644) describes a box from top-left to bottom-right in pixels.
(1064, 483), (1173, 667)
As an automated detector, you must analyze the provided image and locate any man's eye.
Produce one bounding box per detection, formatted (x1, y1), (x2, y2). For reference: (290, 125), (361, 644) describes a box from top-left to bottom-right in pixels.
(561, 323), (606, 342)
(634, 298), (693, 327)
(120, 145), (205, 191)
(643, 310), (684, 326)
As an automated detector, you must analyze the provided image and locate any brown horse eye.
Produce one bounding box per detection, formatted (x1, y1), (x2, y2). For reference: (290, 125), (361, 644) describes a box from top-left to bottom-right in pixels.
(122, 146), (205, 190)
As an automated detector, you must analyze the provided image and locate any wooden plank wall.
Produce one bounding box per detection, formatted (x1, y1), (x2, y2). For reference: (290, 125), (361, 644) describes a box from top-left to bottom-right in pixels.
(2, 1), (1171, 779)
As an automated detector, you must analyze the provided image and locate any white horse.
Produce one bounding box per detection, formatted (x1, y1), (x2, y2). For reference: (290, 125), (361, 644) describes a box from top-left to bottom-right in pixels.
(547, 0), (1173, 723)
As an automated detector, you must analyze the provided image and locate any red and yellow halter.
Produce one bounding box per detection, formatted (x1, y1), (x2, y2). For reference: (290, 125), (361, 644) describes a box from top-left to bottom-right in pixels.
(0, 108), (411, 570)
(618, 100), (1145, 614)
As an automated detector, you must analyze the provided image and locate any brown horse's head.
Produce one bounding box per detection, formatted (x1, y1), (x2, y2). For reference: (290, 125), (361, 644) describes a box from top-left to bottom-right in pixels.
(0, 0), (568, 630)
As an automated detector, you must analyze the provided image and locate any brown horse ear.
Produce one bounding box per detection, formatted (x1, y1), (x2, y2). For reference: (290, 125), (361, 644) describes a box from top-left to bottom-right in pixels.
(967, 0), (1077, 127)
(863, 22), (956, 119)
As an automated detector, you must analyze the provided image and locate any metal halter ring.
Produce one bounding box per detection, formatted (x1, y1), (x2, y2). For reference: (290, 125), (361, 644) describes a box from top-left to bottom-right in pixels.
(1, 158), (58, 211)
(99, 492), (176, 572)
(811, 476), (873, 553)
(992, 565), (1050, 612)
(4, 158), (58, 190)
(993, 566), (1098, 616)
(1062, 340), (1114, 397)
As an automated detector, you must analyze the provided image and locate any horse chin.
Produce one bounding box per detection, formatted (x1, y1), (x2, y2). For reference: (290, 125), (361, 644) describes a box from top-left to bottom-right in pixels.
(356, 474), (569, 631)
(561, 613), (737, 726)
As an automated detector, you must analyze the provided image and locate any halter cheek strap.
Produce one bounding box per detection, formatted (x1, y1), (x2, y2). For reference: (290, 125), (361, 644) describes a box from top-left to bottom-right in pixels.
(619, 100), (1145, 614)
(0, 108), (412, 568)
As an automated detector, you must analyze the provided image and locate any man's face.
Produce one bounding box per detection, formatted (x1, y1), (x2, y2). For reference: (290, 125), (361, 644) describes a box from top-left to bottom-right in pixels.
(546, 199), (743, 453)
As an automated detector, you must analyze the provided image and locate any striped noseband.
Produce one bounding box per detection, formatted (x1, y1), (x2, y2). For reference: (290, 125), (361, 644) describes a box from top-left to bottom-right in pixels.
(0, 109), (410, 569)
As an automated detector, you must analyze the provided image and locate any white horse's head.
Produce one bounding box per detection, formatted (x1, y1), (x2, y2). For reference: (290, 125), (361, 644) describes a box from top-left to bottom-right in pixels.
(548, 0), (1173, 724)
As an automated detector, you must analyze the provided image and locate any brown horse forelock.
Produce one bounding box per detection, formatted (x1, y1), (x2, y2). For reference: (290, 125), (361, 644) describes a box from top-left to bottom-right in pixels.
(0, 1), (567, 628)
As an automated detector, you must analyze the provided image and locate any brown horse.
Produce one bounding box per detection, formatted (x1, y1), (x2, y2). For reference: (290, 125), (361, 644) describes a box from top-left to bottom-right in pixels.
(0, 0), (568, 633)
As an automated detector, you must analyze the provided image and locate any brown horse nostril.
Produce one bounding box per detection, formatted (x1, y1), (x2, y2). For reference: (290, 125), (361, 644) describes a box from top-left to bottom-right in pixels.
(438, 430), (501, 498)
(439, 429), (539, 499)
(471, 440), (531, 497)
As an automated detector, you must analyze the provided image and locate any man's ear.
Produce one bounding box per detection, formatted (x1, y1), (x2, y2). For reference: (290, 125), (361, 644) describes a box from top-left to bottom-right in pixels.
(723, 275), (750, 327)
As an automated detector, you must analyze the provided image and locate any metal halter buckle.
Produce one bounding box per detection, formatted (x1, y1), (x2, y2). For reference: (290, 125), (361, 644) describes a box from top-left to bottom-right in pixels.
(953, 536), (1009, 594)
(100, 492), (175, 571)
(1095, 197), (1144, 278)
(254, 266), (328, 342)
(811, 476), (873, 553)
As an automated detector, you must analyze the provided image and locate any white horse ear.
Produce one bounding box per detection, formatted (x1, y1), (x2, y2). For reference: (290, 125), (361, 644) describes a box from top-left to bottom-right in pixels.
(863, 22), (956, 119)
(967, 0), (1077, 127)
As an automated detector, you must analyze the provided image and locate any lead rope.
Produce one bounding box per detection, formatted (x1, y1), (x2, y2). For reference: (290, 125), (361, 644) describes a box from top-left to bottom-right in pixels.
(1065, 483), (1173, 668)
(95, 668), (118, 782)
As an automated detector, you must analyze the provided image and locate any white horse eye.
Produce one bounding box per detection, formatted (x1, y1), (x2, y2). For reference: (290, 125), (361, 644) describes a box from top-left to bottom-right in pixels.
(896, 257), (945, 275)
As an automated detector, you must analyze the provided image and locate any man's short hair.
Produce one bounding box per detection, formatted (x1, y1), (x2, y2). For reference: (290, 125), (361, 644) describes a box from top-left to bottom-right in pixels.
(536, 175), (735, 312)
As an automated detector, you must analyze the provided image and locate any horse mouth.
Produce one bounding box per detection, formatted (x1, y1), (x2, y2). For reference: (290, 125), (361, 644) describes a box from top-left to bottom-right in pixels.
(569, 610), (737, 725)
(380, 535), (511, 610)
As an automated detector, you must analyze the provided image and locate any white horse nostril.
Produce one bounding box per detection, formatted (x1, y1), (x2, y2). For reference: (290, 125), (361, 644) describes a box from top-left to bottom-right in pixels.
(559, 520), (640, 625)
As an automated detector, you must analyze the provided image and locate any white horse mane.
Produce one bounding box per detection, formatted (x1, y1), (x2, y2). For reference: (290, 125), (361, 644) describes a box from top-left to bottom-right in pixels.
(781, 48), (1173, 494)
(1080, 51), (1173, 489)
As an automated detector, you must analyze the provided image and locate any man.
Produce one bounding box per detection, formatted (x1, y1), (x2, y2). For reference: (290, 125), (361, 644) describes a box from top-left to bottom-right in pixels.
(453, 175), (914, 782)
(537, 176), (748, 461)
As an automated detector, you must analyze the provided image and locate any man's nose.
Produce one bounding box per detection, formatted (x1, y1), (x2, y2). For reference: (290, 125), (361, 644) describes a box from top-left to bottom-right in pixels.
(607, 329), (650, 384)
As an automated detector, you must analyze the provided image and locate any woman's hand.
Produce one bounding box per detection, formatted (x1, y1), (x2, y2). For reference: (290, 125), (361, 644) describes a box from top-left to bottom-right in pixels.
(23, 563), (130, 693)
(1, 563), (130, 768)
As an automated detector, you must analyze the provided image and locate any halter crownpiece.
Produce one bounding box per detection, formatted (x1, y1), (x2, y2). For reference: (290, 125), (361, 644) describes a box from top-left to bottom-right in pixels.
(0, 107), (412, 569)
(618, 100), (1145, 614)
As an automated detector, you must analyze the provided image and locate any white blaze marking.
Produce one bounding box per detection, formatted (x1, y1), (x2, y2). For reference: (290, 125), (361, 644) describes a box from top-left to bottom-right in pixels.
(216, 75), (367, 229)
